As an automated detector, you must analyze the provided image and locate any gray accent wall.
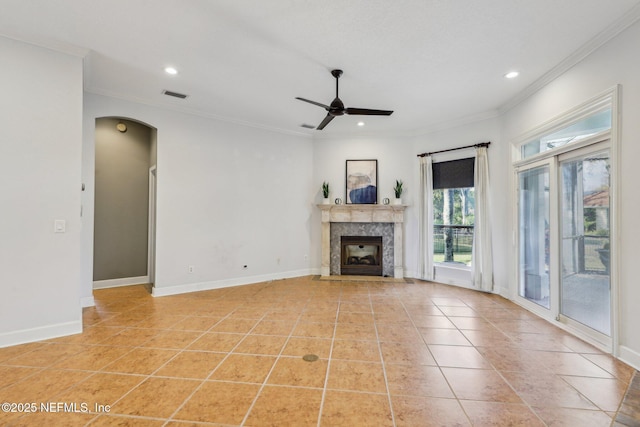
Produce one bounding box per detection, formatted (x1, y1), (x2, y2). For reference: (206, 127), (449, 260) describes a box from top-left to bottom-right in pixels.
(94, 118), (151, 281)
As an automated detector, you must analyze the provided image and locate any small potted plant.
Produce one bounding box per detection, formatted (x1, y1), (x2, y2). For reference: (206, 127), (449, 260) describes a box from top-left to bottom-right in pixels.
(322, 181), (330, 204)
(393, 180), (403, 205)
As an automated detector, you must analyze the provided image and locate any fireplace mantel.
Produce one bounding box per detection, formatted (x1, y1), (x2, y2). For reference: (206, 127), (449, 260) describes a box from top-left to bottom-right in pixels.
(317, 204), (407, 278)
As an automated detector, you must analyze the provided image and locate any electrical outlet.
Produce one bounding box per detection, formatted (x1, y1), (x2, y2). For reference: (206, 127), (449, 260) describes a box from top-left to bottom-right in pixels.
(277, 257), (281, 265)
(54, 219), (66, 233)
(188, 265), (194, 273)
(304, 254), (308, 261)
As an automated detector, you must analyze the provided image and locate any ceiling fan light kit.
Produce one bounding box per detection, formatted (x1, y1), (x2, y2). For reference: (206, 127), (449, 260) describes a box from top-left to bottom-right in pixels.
(296, 69), (393, 130)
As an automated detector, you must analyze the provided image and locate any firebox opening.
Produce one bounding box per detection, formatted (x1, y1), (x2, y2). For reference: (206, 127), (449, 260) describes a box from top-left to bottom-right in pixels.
(341, 236), (383, 276)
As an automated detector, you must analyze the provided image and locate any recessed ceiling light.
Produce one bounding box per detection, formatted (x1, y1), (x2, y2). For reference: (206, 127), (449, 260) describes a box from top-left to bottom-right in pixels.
(504, 71), (519, 79)
(357, 121), (365, 127)
(164, 67), (178, 75)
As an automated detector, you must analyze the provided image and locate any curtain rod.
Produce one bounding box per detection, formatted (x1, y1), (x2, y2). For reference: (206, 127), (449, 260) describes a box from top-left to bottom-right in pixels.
(416, 141), (490, 158)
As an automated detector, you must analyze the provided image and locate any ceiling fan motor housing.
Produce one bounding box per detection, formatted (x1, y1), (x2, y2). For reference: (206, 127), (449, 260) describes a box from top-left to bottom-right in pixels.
(330, 98), (345, 116)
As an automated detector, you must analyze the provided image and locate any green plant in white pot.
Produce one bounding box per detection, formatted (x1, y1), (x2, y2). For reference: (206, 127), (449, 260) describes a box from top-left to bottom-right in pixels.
(322, 182), (330, 204)
(393, 180), (403, 205)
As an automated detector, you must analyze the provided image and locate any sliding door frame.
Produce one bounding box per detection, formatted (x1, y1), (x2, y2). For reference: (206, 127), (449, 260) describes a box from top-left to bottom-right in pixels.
(510, 86), (620, 354)
(557, 141), (612, 348)
(514, 157), (558, 320)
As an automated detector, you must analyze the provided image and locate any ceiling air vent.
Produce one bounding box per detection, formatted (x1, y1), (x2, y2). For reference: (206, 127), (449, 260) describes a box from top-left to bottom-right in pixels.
(300, 123), (315, 129)
(162, 90), (188, 99)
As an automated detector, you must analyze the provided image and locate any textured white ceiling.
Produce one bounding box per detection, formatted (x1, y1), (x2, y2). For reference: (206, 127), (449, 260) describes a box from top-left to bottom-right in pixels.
(2, 0), (639, 135)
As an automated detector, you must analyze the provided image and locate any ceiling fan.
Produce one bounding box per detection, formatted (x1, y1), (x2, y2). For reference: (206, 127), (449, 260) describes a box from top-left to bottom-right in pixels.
(296, 69), (393, 130)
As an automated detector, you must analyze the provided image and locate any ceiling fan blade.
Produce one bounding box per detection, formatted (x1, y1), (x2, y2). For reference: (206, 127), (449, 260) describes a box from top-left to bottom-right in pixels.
(345, 107), (393, 116)
(296, 97), (330, 110)
(316, 113), (335, 130)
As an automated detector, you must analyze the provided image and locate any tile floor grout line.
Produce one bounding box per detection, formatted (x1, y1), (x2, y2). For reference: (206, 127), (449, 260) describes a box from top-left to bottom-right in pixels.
(164, 308), (272, 425)
(480, 315), (613, 421)
(398, 292), (473, 425)
(612, 370), (639, 425)
(2, 278), (636, 426)
(101, 308), (237, 425)
(449, 299), (610, 425)
(371, 286), (398, 427)
(314, 283), (343, 427)
(238, 298), (311, 426)
(447, 299), (551, 426)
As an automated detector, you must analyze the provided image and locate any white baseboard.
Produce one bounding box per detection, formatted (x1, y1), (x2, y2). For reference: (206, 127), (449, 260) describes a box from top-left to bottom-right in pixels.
(152, 269), (315, 297)
(93, 275), (149, 289)
(404, 269), (418, 279)
(0, 320), (82, 348)
(434, 264), (473, 288)
(618, 345), (640, 371)
(81, 296), (95, 308)
(494, 285), (511, 300)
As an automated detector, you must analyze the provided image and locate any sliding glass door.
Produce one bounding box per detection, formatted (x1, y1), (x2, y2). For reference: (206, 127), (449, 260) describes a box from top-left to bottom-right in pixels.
(516, 141), (612, 343)
(559, 148), (610, 336)
(518, 162), (551, 309)
(514, 92), (616, 349)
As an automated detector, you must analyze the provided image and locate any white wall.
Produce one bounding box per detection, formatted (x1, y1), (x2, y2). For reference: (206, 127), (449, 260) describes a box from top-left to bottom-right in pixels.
(410, 118), (506, 292)
(501, 19), (640, 367)
(83, 94), (315, 298)
(0, 37), (83, 346)
(311, 117), (504, 287)
(3, 16), (638, 367)
(311, 134), (415, 274)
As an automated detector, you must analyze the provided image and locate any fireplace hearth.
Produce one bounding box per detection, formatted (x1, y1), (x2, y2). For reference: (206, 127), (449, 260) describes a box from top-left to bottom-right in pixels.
(341, 236), (383, 276)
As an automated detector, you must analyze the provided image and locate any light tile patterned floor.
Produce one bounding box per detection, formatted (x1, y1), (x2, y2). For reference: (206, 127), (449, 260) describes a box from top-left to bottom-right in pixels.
(0, 276), (637, 426)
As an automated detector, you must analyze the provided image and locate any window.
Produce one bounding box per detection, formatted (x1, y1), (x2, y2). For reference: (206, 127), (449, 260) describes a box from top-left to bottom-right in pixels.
(521, 108), (611, 159)
(432, 158), (474, 266)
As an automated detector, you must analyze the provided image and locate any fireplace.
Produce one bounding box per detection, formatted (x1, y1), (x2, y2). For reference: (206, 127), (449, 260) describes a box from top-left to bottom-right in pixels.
(318, 204), (406, 278)
(341, 236), (383, 276)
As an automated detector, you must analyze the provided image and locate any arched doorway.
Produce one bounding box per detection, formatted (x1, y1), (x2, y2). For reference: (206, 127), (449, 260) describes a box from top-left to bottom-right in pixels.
(93, 117), (157, 289)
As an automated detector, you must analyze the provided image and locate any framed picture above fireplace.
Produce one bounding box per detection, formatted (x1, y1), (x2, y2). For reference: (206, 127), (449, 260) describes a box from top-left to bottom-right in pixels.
(345, 159), (378, 204)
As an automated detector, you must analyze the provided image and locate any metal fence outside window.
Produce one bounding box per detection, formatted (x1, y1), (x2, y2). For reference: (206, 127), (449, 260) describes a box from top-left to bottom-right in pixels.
(433, 225), (474, 254)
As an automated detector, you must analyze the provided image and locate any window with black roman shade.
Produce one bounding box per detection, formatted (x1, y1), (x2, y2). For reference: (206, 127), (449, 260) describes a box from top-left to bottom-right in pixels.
(432, 157), (474, 189)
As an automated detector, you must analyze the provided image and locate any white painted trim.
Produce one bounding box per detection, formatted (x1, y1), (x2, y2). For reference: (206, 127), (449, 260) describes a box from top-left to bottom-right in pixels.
(434, 264), (473, 288)
(93, 275), (149, 289)
(619, 346), (640, 371)
(148, 166), (157, 285)
(499, 5), (640, 114)
(510, 86), (620, 355)
(151, 269), (316, 298)
(81, 296), (95, 308)
(511, 86), (617, 162)
(0, 31), (90, 57)
(85, 88), (313, 138)
(494, 285), (511, 300)
(610, 85), (621, 357)
(0, 320), (82, 348)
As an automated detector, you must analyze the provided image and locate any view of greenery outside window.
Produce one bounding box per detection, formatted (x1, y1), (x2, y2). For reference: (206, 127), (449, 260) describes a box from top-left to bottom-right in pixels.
(433, 187), (475, 265)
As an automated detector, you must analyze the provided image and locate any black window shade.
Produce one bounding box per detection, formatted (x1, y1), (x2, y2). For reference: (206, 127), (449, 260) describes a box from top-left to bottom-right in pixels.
(433, 157), (475, 189)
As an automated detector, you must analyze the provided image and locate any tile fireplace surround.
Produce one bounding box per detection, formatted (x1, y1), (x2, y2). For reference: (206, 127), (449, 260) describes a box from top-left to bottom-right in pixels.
(318, 204), (407, 278)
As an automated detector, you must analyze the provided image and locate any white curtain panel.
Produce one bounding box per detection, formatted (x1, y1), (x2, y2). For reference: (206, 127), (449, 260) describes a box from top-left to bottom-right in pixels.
(472, 146), (494, 291)
(418, 156), (434, 281)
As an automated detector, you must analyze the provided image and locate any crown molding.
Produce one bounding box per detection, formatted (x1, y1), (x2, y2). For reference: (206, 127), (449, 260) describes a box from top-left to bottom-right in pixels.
(499, 3), (640, 114)
(0, 31), (89, 57)
(84, 88), (313, 139)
